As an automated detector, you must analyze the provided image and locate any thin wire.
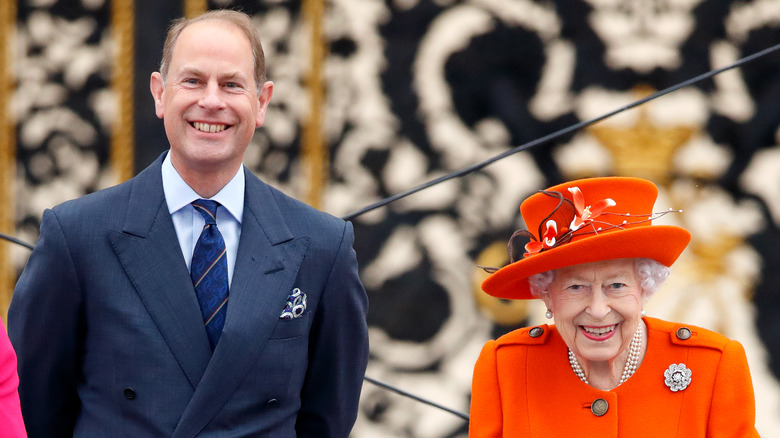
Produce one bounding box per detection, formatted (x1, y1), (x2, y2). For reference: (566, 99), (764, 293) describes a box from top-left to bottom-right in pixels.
(363, 375), (470, 421)
(341, 41), (780, 222)
(0, 232), (34, 250)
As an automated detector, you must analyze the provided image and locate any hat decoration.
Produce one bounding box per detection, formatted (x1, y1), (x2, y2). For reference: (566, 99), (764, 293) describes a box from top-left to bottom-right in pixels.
(512, 187), (618, 260)
(501, 187), (680, 264)
(480, 177), (691, 300)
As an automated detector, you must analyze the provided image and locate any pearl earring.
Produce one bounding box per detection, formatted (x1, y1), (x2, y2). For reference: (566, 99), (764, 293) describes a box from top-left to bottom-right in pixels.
(545, 309), (553, 319)
(641, 309), (646, 317)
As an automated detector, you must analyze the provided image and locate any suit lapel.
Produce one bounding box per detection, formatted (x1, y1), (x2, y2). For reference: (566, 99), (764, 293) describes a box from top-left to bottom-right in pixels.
(173, 169), (310, 437)
(108, 156), (212, 389)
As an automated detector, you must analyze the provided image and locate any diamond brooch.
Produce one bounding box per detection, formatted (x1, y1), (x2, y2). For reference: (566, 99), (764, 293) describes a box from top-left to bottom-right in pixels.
(664, 363), (692, 392)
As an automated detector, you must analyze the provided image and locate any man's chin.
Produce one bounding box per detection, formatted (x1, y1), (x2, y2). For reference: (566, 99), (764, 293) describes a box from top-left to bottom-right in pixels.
(171, 149), (241, 173)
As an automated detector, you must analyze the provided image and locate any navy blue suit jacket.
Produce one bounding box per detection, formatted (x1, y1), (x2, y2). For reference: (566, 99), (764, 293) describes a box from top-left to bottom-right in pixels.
(9, 154), (369, 437)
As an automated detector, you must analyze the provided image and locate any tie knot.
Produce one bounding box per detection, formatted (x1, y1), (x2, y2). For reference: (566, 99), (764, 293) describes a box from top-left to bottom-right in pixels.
(192, 199), (220, 225)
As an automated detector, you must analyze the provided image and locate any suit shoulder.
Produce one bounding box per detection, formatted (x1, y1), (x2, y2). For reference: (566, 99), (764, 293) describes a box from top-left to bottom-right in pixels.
(49, 179), (133, 222)
(494, 324), (553, 348)
(262, 179), (348, 230)
(645, 317), (731, 352)
(47, 158), (163, 229)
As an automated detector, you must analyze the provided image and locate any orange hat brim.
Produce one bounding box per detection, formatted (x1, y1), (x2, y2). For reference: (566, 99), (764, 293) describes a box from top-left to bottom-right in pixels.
(481, 224), (691, 300)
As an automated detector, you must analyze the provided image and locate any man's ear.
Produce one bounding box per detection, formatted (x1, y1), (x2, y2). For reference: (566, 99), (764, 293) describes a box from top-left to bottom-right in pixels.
(255, 81), (274, 127)
(150, 72), (165, 119)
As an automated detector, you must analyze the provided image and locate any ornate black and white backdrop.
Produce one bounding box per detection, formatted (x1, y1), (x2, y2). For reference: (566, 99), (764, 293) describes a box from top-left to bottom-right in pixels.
(3, 0), (780, 436)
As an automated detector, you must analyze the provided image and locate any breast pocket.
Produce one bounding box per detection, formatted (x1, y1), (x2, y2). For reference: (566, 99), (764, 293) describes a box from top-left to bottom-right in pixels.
(269, 312), (311, 340)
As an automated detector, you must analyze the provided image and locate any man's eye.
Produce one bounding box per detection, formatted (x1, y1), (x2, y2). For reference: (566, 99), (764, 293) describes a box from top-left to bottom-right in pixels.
(183, 78), (198, 85)
(225, 82), (240, 88)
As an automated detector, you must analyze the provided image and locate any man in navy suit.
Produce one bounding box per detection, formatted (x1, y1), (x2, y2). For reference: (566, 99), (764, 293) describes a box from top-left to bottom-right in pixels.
(9, 10), (369, 437)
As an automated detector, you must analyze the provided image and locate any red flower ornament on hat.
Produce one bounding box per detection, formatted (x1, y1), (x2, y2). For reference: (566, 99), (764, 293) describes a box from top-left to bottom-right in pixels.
(568, 187), (616, 231)
(515, 186), (619, 260)
(524, 220), (558, 256)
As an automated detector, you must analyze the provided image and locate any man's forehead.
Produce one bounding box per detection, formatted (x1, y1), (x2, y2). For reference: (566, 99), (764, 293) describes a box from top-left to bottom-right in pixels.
(169, 20), (253, 68)
(174, 20), (251, 55)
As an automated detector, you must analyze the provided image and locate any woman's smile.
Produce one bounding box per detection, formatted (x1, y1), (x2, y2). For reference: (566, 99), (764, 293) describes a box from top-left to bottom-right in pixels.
(580, 324), (618, 341)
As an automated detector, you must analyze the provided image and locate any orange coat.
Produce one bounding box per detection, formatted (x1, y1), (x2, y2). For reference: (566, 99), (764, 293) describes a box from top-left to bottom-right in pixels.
(470, 317), (759, 437)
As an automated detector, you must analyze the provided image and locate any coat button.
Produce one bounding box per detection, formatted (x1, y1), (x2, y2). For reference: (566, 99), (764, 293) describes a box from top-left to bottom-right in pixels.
(676, 327), (692, 340)
(265, 398), (279, 408)
(123, 388), (136, 400)
(529, 327), (544, 338)
(590, 398), (608, 416)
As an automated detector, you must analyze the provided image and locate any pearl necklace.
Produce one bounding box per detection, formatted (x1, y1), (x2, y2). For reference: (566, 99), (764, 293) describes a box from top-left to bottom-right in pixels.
(568, 323), (643, 386)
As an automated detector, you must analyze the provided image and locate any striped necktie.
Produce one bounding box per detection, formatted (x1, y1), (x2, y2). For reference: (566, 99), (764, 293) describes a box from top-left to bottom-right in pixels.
(190, 199), (229, 351)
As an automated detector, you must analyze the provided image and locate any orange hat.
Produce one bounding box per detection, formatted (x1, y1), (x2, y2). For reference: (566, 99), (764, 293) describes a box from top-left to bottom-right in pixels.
(481, 177), (691, 300)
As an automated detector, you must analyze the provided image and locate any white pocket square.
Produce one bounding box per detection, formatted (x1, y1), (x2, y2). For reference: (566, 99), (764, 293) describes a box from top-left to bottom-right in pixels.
(280, 288), (307, 319)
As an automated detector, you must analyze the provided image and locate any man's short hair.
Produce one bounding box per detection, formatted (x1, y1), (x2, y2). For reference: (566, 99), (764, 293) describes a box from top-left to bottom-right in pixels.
(159, 10), (266, 86)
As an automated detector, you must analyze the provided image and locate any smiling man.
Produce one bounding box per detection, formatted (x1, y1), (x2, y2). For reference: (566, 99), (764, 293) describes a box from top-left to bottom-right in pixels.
(150, 15), (272, 197)
(9, 10), (369, 437)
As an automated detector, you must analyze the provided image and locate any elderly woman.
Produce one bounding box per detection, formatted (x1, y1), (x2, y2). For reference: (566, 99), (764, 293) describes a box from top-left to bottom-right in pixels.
(470, 177), (758, 437)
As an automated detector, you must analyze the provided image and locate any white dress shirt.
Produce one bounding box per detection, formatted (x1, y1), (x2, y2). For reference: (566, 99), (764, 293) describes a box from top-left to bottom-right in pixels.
(161, 152), (244, 286)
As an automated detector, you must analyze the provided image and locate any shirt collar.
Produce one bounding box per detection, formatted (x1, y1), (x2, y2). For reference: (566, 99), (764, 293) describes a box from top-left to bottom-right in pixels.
(161, 151), (245, 223)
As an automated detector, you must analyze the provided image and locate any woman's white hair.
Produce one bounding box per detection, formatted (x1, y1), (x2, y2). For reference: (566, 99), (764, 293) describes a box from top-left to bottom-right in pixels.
(528, 258), (670, 301)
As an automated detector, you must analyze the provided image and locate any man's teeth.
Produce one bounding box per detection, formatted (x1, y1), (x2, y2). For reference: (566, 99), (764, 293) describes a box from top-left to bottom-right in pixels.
(583, 325), (616, 335)
(193, 122), (226, 133)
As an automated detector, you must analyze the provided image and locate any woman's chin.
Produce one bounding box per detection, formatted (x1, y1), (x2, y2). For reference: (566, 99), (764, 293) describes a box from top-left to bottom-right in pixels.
(574, 342), (622, 365)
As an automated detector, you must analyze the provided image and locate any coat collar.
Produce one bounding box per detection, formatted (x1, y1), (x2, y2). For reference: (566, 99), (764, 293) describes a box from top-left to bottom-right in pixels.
(110, 154), (212, 389)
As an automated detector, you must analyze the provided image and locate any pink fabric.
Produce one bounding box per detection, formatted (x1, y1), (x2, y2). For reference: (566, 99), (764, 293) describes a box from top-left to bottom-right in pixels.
(0, 323), (26, 437)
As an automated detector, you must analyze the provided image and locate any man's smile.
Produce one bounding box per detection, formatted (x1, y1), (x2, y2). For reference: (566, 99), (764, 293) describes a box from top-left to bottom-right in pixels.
(190, 121), (229, 133)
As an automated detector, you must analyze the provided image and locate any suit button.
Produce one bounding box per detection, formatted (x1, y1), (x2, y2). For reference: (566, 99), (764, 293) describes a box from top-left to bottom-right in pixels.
(676, 327), (692, 340)
(123, 388), (136, 400)
(265, 398), (279, 408)
(529, 327), (544, 338)
(590, 398), (608, 416)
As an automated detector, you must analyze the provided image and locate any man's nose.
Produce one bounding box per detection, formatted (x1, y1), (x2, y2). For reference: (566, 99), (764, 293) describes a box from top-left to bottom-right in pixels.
(199, 82), (226, 109)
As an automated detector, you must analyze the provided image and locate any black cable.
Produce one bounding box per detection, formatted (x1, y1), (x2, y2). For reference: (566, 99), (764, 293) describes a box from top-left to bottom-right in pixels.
(363, 375), (470, 421)
(341, 41), (780, 222)
(0, 233), (34, 250)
